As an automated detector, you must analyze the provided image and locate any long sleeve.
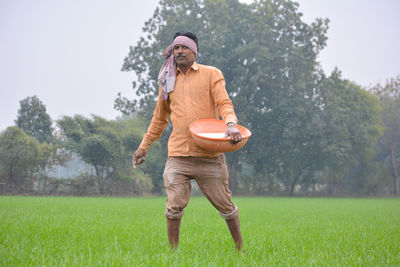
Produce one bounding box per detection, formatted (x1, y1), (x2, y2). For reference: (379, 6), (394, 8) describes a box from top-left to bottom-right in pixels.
(139, 88), (171, 150)
(210, 69), (238, 125)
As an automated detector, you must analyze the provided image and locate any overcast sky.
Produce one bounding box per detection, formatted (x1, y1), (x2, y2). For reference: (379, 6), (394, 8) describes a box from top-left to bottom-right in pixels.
(1, 0), (399, 131)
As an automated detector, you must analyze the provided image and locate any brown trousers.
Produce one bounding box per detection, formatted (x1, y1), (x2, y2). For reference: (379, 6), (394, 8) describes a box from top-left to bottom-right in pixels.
(163, 154), (239, 220)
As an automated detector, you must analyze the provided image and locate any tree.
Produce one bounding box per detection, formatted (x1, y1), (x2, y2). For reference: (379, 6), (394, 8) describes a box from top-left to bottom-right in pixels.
(371, 75), (400, 195)
(114, 116), (165, 193)
(15, 95), (53, 143)
(317, 70), (382, 195)
(115, 0), (330, 193)
(115, 0), (386, 196)
(57, 115), (156, 194)
(0, 126), (49, 193)
(57, 115), (122, 194)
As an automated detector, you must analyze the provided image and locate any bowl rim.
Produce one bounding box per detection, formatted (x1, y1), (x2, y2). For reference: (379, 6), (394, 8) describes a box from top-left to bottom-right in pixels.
(189, 119), (252, 141)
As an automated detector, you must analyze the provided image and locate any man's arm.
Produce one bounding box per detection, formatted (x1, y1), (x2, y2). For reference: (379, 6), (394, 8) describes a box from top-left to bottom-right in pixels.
(210, 69), (242, 144)
(132, 88), (171, 167)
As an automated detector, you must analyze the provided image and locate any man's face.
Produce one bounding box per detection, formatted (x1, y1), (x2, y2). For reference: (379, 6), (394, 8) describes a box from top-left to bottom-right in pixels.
(173, 44), (196, 68)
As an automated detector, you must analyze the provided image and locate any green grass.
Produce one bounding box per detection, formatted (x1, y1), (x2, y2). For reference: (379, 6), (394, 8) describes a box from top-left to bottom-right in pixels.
(1, 196), (399, 266)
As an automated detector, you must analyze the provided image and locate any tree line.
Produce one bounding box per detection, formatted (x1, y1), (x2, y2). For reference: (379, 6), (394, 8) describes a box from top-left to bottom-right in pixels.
(0, 96), (163, 195)
(1, 0), (399, 196)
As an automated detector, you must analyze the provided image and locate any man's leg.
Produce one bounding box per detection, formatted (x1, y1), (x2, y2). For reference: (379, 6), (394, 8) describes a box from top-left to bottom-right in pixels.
(163, 157), (192, 249)
(225, 217), (243, 251)
(167, 218), (181, 249)
(193, 154), (244, 251)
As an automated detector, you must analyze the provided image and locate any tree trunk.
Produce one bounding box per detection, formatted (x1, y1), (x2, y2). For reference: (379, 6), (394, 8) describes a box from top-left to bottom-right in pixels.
(289, 172), (302, 196)
(94, 165), (105, 195)
(8, 165), (18, 193)
(389, 144), (399, 195)
(8, 165), (13, 193)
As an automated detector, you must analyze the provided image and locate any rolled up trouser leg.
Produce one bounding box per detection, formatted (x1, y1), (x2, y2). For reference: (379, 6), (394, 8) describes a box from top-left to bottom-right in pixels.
(165, 209), (184, 220)
(193, 154), (239, 220)
(220, 205), (239, 220)
(163, 157), (192, 220)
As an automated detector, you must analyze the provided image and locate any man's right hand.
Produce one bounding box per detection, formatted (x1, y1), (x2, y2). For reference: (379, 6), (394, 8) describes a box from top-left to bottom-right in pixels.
(132, 148), (147, 168)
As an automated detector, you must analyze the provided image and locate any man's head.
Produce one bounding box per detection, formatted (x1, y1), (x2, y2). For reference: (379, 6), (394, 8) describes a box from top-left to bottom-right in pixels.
(173, 31), (198, 49)
(172, 31), (198, 70)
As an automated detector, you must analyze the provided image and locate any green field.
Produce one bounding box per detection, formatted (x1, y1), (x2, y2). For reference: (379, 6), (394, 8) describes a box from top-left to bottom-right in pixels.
(1, 196), (399, 266)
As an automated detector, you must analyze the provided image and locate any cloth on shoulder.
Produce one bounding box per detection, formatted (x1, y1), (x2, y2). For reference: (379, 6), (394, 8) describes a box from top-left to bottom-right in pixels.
(158, 36), (198, 100)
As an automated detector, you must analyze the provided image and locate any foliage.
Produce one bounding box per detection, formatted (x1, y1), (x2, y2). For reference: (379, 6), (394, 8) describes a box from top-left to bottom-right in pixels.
(115, 0), (328, 192)
(0, 126), (50, 193)
(30, 174), (153, 196)
(114, 0), (387, 195)
(15, 95), (53, 143)
(114, 116), (165, 193)
(315, 70), (383, 194)
(57, 115), (156, 194)
(370, 75), (400, 195)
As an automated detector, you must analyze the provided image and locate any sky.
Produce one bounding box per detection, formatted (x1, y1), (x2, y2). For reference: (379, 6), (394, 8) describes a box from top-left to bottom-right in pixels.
(1, 0), (399, 131)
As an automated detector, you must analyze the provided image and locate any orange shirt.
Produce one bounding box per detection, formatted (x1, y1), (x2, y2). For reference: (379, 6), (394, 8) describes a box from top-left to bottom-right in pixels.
(139, 62), (238, 157)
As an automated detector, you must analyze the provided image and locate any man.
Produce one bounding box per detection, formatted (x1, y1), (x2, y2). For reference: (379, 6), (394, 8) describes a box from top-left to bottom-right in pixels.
(132, 31), (243, 251)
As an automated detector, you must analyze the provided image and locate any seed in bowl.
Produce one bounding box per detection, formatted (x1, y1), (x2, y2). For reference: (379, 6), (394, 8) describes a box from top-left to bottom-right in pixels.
(197, 133), (226, 139)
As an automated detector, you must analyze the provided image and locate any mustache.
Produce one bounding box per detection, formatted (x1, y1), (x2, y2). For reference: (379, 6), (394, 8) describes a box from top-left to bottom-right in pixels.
(176, 54), (186, 58)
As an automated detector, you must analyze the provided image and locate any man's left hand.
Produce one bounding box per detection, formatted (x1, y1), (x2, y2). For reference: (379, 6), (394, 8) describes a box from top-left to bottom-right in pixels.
(225, 123), (242, 144)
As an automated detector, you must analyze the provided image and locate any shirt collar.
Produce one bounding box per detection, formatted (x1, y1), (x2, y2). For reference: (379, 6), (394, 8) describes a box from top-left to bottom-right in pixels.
(177, 61), (199, 74)
(192, 61), (199, 70)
